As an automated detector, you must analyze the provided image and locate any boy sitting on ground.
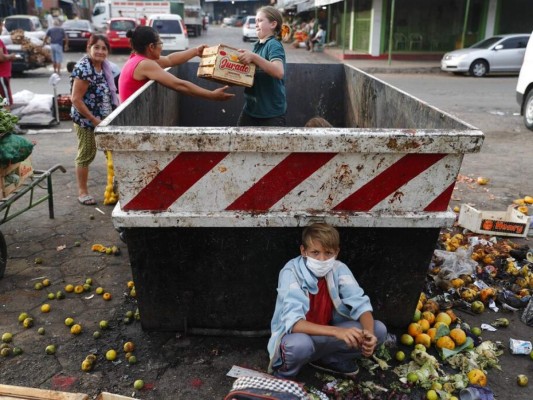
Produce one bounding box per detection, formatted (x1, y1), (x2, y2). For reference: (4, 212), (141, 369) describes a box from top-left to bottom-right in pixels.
(268, 222), (387, 378)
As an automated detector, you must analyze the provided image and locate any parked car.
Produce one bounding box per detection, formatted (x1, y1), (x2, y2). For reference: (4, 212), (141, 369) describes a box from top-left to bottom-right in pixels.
(1, 14), (49, 73)
(234, 15), (246, 27)
(242, 15), (257, 42)
(148, 14), (188, 54)
(222, 15), (237, 26)
(516, 31), (533, 131)
(4, 14), (44, 33)
(106, 17), (137, 50)
(62, 19), (95, 50)
(441, 33), (530, 77)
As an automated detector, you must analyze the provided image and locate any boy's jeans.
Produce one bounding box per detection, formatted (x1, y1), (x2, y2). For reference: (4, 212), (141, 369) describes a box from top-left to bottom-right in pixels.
(275, 320), (387, 378)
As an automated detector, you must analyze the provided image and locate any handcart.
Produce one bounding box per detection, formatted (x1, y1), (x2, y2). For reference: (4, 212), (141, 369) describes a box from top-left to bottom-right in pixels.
(0, 164), (66, 279)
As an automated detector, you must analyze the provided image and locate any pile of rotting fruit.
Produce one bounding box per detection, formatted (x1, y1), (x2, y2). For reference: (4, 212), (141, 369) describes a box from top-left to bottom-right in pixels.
(302, 230), (532, 400)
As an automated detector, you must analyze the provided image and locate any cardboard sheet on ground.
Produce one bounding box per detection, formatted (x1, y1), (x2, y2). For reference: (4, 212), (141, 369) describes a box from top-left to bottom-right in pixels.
(227, 365), (273, 379)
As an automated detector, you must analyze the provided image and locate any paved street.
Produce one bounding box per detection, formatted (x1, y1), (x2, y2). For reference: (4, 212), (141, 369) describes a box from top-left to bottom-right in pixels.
(1, 25), (532, 399)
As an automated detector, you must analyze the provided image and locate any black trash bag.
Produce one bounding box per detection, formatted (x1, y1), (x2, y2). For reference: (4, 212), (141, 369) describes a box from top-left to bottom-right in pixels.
(497, 290), (529, 309)
(521, 297), (533, 326)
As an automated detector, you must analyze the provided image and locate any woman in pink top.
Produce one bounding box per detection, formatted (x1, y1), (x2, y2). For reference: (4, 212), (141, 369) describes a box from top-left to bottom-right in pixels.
(118, 26), (234, 102)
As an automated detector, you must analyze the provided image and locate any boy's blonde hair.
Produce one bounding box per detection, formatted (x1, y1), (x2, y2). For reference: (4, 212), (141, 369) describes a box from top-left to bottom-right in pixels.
(258, 6), (283, 39)
(302, 223), (340, 251)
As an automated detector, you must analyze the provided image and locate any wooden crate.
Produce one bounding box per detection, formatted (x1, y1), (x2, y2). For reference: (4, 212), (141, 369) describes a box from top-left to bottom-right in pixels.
(0, 384), (89, 400)
(197, 44), (255, 88)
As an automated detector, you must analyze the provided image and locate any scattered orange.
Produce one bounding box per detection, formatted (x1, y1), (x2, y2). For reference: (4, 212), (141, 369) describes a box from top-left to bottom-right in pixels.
(407, 322), (423, 338)
(435, 312), (452, 326)
(421, 311), (435, 325)
(445, 309), (458, 324)
(70, 324), (82, 335)
(449, 328), (467, 346)
(74, 285), (84, 294)
(415, 333), (431, 349)
(427, 327), (438, 343)
(418, 319), (430, 332)
(436, 335), (455, 350)
(476, 177), (488, 185)
(450, 278), (464, 288)
(102, 292), (112, 301)
(422, 300), (439, 314)
(467, 369), (487, 386)
(65, 284), (74, 293)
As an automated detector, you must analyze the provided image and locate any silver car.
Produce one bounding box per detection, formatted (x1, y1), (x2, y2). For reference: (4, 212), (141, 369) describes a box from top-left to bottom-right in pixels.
(242, 16), (256, 42)
(441, 33), (530, 77)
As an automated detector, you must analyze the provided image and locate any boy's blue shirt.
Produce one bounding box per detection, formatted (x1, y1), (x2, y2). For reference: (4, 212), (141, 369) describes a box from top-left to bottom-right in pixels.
(267, 255), (373, 372)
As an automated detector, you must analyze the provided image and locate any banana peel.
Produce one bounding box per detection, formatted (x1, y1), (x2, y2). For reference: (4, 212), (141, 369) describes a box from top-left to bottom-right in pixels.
(103, 151), (119, 205)
(91, 244), (121, 256)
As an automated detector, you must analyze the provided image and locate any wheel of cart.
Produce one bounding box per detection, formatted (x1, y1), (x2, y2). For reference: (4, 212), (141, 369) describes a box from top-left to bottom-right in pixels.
(0, 164), (66, 279)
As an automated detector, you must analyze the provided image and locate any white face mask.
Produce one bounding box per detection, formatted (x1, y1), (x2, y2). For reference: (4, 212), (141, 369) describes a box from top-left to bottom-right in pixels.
(305, 256), (336, 277)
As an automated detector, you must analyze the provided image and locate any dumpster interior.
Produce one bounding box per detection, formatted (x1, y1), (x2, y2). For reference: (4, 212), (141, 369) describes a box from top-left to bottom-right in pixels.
(110, 63), (471, 130)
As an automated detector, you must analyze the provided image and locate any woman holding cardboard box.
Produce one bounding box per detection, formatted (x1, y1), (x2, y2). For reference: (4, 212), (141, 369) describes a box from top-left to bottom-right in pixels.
(236, 6), (287, 127)
(118, 26), (234, 102)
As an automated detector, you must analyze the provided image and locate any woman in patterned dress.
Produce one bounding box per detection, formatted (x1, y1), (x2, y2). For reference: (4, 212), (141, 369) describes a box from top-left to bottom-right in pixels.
(70, 34), (119, 205)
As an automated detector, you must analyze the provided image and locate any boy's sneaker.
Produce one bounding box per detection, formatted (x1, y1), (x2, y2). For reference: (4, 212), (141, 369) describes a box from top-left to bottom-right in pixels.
(309, 359), (359, 378)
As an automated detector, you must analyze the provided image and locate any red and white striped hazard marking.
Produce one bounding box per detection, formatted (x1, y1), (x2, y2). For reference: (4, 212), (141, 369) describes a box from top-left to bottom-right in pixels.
(118, 151), (461, 214)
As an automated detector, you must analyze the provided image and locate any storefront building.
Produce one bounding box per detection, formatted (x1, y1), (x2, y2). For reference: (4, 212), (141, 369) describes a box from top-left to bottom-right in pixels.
(279, 0), (532, 58)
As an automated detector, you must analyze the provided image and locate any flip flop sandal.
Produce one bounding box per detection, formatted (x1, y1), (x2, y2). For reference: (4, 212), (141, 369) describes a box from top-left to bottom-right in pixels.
(78, 195), (96, 205)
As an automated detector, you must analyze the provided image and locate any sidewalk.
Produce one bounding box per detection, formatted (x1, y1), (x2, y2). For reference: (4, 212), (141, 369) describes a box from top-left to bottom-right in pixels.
(283, 42), (442, 74)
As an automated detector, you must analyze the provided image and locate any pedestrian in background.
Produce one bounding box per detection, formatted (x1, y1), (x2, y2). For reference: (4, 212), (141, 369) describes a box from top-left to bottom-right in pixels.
(237, 6), (286, 126)
(45, 19), (69, 75)
(118, 26), (233, 102)
(70, 34), (119, 206)
(0, 19), (18, 108)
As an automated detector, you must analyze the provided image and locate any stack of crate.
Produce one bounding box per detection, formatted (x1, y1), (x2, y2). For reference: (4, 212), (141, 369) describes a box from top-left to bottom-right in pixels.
(57, 94), (72, 121)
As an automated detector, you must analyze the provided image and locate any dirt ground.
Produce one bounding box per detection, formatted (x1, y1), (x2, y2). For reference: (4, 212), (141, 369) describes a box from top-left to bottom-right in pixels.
(1, 119), (533, 400)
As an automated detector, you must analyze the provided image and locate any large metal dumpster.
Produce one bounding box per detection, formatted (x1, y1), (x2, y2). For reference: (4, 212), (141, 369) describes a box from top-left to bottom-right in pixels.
(96, 63), (483, 333)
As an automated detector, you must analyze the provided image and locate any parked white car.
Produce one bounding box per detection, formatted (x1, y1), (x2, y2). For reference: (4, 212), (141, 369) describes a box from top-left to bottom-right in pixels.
(441, 33), (530, 77)
(148, 14), (189, 54)
(242, 16), (256, 42)
(516, 31), (533, 131)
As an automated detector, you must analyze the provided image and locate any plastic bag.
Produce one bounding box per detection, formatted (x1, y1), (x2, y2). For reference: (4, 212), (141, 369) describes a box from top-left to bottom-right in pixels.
(433, 247), (477, 280)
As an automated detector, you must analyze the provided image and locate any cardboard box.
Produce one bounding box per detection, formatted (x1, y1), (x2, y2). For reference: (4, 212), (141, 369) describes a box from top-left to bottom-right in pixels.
(197, 44), (255, 88)
(458, 204), (531, 238)
(0, 156), (33, 198)
(0, 384), (89, 400)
